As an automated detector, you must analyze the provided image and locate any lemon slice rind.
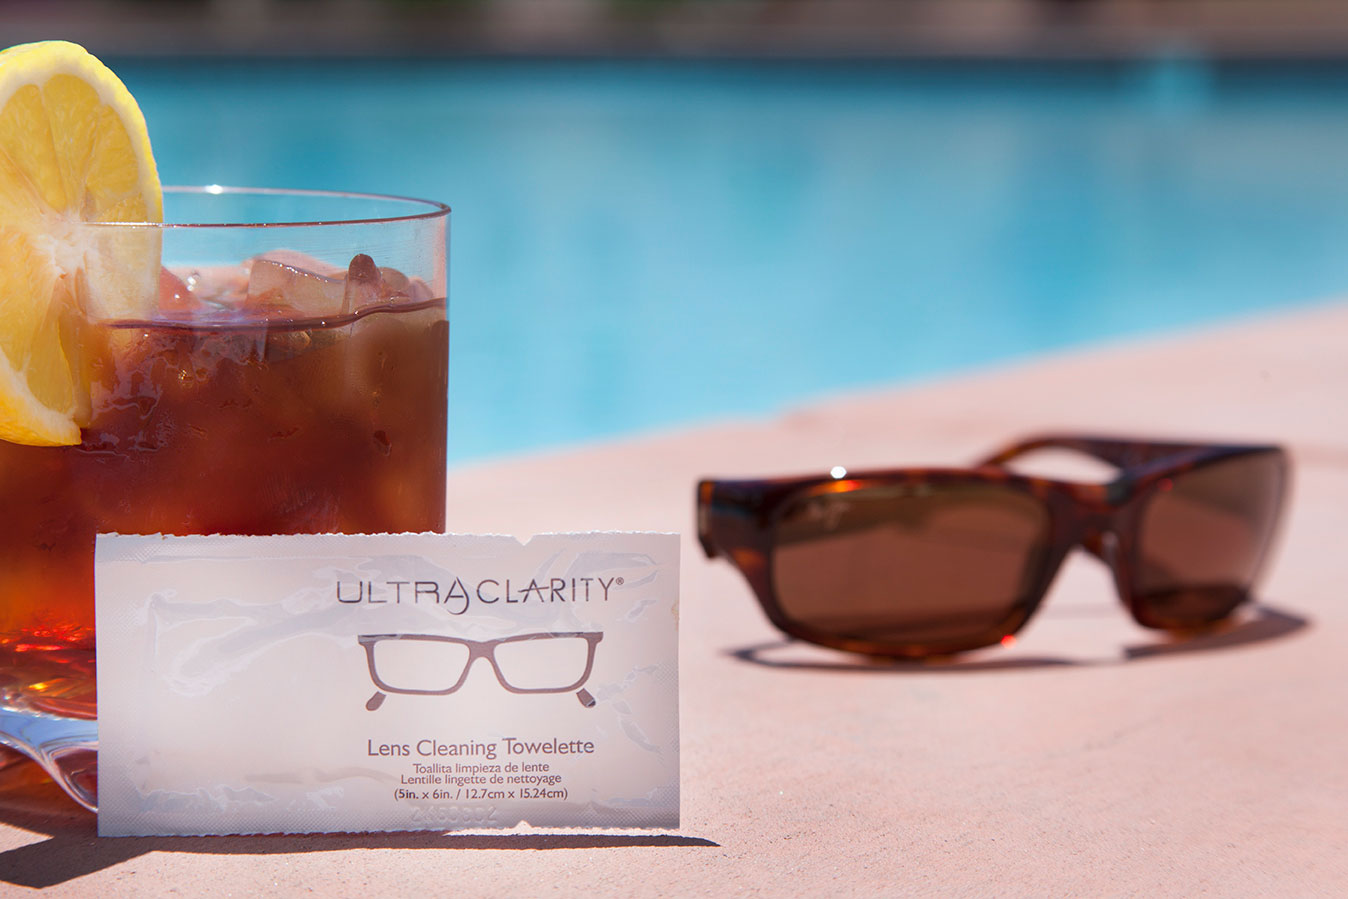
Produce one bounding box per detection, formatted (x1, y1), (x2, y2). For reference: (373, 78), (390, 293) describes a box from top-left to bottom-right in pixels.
(0, 40), (161, 446)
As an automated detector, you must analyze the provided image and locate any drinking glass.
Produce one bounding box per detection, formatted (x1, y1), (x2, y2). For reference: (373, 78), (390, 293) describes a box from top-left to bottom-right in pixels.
(0, 187), (450, 811)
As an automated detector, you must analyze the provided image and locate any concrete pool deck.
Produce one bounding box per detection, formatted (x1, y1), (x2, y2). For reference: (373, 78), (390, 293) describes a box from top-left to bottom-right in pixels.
(0, 299), (1344, 895)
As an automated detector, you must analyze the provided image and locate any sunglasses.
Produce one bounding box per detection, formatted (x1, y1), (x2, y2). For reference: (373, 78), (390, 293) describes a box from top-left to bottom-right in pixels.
(697, 436), (1290, 658)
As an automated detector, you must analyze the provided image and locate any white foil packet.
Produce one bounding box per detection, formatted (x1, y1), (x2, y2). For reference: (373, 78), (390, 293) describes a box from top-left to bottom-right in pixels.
(95, 532), (679, 836)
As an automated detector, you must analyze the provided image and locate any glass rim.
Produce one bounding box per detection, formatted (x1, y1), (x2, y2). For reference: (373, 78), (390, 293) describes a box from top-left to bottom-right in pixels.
(84, 185), (451, 230)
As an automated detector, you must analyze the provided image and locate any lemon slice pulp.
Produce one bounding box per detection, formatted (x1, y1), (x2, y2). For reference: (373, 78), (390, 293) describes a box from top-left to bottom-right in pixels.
(0, 40), (161, 446)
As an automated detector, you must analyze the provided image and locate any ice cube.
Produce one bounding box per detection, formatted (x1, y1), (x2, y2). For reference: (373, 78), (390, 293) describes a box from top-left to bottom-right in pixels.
(374, 266), (434, 302)
(377, 266), (409, 296)
(248, 258), (346, 318)
(343, 253), (382, 312)
(158, 268), (194, 314)
(253, 249), (345, 279)
(401, 277), (434, 302)
(179, 266), (249, 311)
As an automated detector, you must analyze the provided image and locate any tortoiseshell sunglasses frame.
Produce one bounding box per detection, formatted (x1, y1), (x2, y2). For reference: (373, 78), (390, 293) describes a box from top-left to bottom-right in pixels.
(697, 435), (1289, 658)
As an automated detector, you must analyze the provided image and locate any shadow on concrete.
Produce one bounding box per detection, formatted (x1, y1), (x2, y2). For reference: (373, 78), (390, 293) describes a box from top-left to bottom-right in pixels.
(0, 601), (1306, 886)
(0, 792), (717, 890)
(725, 602), (1310, 673)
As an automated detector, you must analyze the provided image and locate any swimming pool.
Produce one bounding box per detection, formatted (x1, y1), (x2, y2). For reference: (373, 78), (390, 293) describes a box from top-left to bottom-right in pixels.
(115, 57), (1348, 461)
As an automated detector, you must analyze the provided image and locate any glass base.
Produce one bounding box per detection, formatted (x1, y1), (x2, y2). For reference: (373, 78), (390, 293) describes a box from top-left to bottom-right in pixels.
(0, 707), (97, 811)
(0, 643), (98, 812)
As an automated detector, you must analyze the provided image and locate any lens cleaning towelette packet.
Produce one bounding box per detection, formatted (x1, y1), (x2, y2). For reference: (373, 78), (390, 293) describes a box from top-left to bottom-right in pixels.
(95, 532), (679, 836)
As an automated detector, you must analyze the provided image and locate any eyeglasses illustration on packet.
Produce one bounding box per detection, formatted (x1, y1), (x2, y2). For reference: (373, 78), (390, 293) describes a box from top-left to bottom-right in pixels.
(358, 631), (604, 710)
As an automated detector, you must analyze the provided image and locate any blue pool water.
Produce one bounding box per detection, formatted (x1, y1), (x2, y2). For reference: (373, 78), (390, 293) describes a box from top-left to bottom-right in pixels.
(115, 58), (1348, 462)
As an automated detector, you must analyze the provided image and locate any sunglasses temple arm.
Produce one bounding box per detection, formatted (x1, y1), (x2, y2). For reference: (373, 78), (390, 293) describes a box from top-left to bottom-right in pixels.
(977, 435), (1207, 471)
(697, 480), (733, 559)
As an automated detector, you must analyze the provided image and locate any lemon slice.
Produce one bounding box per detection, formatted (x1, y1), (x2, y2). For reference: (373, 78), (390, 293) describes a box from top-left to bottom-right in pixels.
(0, 40), (161, 446)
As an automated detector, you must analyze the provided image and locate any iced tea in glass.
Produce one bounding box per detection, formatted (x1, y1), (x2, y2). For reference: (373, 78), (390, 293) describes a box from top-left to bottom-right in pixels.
(0, 187), (449, 809)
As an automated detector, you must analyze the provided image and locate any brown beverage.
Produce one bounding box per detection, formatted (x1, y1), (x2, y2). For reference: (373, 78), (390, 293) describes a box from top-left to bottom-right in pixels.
(0, 263), (448, 721)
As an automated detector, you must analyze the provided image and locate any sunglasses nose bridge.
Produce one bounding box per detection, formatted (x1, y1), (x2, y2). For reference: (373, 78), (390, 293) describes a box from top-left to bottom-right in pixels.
(1080, 519), (1121, 566)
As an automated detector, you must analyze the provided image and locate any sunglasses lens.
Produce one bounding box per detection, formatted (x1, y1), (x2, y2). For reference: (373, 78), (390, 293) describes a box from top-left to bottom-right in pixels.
(770, 483), (1053, 654)
(1134, 451), (1286, 626)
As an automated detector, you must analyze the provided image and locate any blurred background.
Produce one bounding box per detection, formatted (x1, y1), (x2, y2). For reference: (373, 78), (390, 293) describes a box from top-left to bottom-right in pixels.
(9, 1), (1348, 58)
(6, 1), (1348, 461)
